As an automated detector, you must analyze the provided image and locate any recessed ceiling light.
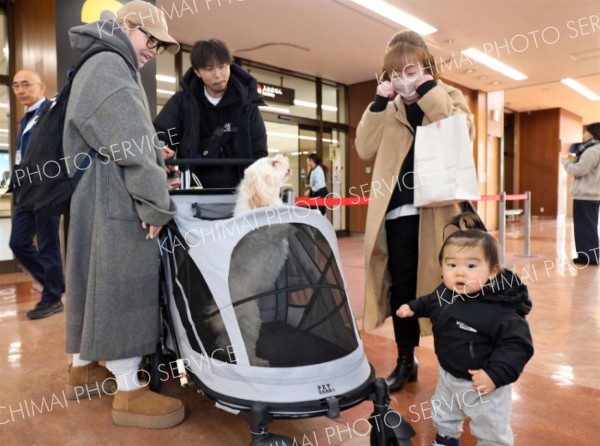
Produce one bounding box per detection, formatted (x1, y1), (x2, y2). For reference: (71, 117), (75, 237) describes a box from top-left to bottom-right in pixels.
(491, 81), (500, 85)
(445, 39), (455, 44)
(570, 49), (600, 61)
(478, 75), (488, 80)
(461, 48), (527, 81)
(465, 69), (475, 74)
(349, 0), (437, 35)
(561, 78), (600, 101)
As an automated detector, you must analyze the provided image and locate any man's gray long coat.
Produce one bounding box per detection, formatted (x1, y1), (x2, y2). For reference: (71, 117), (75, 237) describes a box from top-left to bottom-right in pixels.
(63, 22), (176, 360)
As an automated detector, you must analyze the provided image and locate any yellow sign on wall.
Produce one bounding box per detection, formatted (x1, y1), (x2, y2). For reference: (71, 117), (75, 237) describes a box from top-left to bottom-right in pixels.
(81, 0), (124, 23)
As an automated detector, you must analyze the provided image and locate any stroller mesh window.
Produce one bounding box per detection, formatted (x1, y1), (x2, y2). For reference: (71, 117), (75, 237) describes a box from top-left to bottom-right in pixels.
(228, 223), (358, 367)
(169, 228), (235, 364)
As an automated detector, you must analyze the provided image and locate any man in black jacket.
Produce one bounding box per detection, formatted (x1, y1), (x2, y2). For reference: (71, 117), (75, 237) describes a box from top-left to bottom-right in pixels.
(9, 70), (64, 320)
(154, 39), (267, 189)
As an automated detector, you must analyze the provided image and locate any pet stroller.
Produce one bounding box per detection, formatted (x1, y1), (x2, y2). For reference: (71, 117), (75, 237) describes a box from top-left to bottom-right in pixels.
(152, 179), (415, 445)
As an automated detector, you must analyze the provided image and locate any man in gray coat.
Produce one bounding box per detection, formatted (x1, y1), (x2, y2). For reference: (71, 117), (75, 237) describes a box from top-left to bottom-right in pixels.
(63, 1), (184, 429)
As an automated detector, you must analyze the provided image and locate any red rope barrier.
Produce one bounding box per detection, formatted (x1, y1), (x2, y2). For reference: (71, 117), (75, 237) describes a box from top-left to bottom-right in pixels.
(477, 195), (503, 201)
(476, 194), (528, 201)
(505, 194), (528, 200)
(295, 197), (370, 207)
(294, 194), (529, 207)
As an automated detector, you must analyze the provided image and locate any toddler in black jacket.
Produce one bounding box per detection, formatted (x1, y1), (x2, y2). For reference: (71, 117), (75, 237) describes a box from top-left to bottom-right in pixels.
(397, 213), (533, 446)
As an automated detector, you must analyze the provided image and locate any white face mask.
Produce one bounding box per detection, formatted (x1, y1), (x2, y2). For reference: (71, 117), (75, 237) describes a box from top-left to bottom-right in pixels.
(391, 73), (419, 100)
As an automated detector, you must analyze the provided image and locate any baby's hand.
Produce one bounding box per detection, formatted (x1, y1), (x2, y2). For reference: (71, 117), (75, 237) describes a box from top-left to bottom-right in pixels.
(396, 304), (414, 318)
(468, 369), (496, 395)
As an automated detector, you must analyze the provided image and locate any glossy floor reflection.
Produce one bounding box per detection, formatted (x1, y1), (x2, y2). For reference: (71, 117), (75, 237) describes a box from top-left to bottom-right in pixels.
(0, 217), (598, 445)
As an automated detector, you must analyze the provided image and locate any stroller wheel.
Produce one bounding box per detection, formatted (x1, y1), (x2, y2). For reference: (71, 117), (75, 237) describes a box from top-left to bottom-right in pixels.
(148, 342), (164, 392)
(369, 411), (414, 446)
(369, 378), (415, 446)
(370, 429), (413, 446)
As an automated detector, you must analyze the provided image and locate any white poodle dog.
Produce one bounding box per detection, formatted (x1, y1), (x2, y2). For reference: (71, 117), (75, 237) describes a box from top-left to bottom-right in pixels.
(227, 224), (297, 366)
(211, 155), (295, 367)
(233, 154), (291, 216)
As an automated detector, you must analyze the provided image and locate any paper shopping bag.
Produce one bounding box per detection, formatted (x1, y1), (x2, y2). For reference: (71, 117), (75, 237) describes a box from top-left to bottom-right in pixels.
(413, 113), (480, 207)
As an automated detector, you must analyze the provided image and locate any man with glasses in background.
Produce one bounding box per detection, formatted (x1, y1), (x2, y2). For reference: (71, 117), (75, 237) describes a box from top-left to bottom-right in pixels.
(9, 70), (65, 320)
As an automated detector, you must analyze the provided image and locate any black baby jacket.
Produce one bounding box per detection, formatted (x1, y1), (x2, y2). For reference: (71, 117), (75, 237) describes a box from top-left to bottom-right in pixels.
(408, 270), (534, 388)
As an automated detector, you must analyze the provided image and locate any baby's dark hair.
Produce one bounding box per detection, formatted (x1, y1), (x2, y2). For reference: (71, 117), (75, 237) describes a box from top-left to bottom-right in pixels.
(439, 212), (500, 270)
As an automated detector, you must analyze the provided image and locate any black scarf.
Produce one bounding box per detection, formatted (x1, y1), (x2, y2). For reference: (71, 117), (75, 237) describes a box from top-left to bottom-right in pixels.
(575, 138), (599, 162)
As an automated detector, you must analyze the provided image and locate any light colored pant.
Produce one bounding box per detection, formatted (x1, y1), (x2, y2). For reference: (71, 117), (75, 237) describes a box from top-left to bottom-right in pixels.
(106, 356), (143, 391)
(432, 366), (514, 446)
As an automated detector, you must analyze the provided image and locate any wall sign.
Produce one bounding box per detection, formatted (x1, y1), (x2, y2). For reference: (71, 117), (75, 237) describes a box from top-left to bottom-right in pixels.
(257, 83), (295, 105)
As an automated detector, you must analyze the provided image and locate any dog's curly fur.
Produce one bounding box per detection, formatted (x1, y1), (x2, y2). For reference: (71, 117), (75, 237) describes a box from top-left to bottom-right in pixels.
(212, 155), (293, 366)
(227, 224), (296, 366)
(233, 155), (291, 216)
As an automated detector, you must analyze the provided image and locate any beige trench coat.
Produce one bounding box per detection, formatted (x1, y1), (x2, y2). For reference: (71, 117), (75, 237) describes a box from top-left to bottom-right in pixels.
(355, 81), (475, 336)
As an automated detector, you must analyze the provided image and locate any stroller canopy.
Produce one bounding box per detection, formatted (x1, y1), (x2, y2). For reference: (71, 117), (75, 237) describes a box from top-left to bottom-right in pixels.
(161, 194), (371, 404)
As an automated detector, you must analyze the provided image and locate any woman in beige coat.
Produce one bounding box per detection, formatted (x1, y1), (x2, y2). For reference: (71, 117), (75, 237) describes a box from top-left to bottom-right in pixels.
(356, 31), (474, 391)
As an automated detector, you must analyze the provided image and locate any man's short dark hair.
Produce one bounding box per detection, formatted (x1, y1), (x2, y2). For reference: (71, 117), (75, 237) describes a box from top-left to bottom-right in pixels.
(308, 153), (322, 166)
(190, 39), (232, 69)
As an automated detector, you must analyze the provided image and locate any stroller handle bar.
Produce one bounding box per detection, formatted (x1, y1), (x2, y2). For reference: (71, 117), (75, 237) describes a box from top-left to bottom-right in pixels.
(165, 158), (256, 167)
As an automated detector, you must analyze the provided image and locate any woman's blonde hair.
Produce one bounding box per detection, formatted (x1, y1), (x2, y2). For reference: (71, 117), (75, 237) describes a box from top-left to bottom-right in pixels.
(382, 30), (439, 81)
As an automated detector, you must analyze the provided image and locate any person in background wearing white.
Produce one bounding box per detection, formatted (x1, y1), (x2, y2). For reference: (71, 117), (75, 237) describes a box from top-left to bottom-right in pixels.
(304, 153), (329, 215)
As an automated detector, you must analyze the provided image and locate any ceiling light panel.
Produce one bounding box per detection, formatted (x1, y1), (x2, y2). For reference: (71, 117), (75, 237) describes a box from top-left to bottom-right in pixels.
(349, 0), (437, 36)
(461, 48), (528, 81)
(561, 78), (600, 101)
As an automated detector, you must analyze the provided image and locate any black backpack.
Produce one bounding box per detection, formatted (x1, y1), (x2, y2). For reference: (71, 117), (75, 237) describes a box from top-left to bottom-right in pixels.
(13, 47), (135, 216)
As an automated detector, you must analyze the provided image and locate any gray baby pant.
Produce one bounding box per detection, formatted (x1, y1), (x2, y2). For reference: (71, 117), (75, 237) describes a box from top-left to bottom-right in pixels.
(432, 366), (514, 446)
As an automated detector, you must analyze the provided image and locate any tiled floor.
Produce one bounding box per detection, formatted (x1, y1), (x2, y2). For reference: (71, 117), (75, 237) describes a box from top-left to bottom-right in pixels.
(0, 218), (598, 445)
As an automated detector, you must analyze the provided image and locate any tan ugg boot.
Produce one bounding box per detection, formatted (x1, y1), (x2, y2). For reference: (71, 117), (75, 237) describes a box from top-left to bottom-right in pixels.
(65, 362), (117, 400)
(112, 386), (185, 429)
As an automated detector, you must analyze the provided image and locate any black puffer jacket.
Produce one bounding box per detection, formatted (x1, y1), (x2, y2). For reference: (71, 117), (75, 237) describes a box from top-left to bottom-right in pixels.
(408, 270), (534, 388)
(154, 64), (267, 189)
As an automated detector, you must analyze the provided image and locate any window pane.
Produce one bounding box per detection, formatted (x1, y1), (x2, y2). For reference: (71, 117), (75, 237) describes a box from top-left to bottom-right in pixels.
(322, 82), (347, 124)
(0, 11), (7, 76)
(239, 65), (318, 120)
(156, 51), (176, 114)
(182, 49), (191, 74)
(0, 83), (11, 259)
